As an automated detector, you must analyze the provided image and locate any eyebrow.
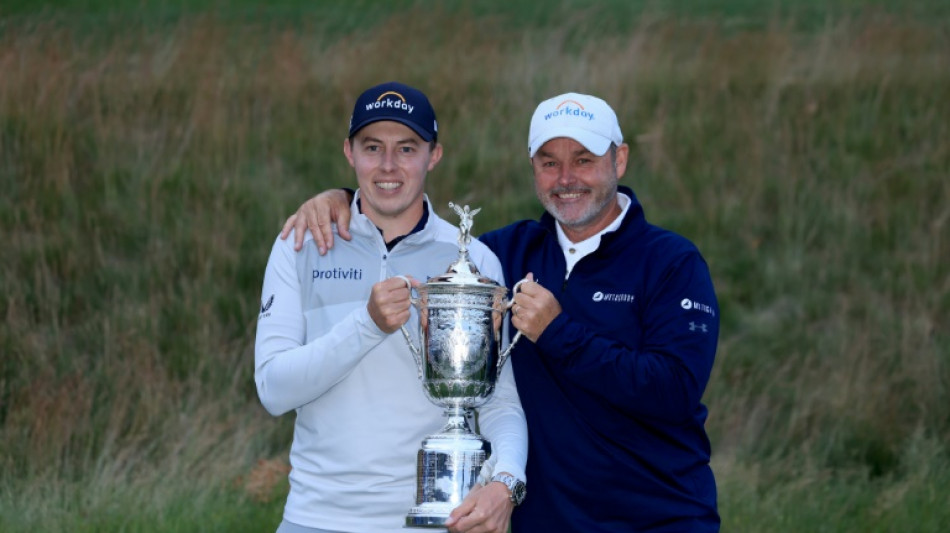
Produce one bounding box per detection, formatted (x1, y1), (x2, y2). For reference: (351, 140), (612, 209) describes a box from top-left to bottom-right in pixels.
(359, 135), (421, 146)
(536, 147), (592, 158)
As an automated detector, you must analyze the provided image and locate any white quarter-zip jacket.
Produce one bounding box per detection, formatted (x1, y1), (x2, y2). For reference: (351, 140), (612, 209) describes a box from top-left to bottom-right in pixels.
(255, 193), (528, 533)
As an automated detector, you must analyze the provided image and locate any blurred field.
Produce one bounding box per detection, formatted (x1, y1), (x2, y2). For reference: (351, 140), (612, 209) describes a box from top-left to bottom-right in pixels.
(1, 1), (948, 531)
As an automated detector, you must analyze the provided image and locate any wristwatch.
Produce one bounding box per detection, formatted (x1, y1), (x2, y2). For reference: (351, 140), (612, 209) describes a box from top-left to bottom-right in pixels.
(490, 473), (526, 506)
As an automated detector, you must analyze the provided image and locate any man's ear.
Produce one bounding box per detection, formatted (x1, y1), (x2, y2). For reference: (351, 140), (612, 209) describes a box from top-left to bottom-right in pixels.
(614, 143), (630, 179)
(427, 142), (444, 171)
(343, 137), (356, 168)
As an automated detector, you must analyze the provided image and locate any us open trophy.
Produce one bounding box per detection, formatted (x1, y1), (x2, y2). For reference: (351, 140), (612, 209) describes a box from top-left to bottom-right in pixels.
(399, 203), (524, 528)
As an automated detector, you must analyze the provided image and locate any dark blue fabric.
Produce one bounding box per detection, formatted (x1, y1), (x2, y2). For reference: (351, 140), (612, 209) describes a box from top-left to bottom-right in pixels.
(479, 186), (720, 532)
(348, 81), (438, 142)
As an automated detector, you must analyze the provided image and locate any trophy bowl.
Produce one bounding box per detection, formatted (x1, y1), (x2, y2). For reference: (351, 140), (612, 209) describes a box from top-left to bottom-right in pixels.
(417, 282), (506, 408)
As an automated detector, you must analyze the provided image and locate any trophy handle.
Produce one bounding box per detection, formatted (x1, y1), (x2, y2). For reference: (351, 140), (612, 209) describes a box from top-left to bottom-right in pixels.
(395, 275), (424, 379)
(497, 278), (529, 377)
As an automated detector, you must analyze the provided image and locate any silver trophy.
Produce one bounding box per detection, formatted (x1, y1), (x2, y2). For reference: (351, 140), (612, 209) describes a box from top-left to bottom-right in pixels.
(399, 203), (525, 528)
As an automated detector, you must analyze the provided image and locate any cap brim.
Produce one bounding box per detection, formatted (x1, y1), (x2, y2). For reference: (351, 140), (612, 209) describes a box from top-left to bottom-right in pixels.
(349, 117), (435, 142)
(529, 127), (612, 157)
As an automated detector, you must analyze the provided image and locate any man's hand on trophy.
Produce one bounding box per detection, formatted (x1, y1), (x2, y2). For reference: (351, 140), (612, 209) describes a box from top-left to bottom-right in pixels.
(280, 189), (353, 254)
(367, 276), (415, 333)
(511, 272), (561, 343)
(444, 481), (513, 533)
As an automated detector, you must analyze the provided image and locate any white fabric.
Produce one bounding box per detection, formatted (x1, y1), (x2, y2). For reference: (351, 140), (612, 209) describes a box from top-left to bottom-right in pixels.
(255, 194), (527, 533)
(556, 192), (631, 278)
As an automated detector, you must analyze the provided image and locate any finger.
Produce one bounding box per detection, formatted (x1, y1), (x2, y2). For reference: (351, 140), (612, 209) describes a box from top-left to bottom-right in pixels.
(314, 198), (338, 251)
(392, 308), (411, 328)
(280, 213), (297, 240)
(337, 205), (353, 241)
(520, 274), (547, 300)
(303, 208), (326, 256)
(316, 220), (334, 256)
(294, 209), (310, 252)
(386, 275), (411, 291)
(445, 498), (476, 528)
(368, 296), (410, 333)
(376, 280), (407, 301)
(522, 272), (537, 294)
(513, 291), (529, 310)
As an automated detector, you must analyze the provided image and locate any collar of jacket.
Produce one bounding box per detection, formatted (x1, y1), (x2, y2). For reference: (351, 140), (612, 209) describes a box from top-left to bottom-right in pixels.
(349, 190), (437, 247)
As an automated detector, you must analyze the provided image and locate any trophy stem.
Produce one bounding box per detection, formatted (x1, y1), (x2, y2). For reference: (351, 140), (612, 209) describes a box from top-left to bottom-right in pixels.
(441, 407), (475, 434)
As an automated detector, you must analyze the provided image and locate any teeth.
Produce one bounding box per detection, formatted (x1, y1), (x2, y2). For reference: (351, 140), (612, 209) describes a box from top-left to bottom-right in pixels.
(377, 182), (401, 190)
(558, 192), (582, 199)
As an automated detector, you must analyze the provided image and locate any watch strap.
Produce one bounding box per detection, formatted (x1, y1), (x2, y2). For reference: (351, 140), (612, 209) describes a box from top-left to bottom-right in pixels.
(490, 473), (526, 506)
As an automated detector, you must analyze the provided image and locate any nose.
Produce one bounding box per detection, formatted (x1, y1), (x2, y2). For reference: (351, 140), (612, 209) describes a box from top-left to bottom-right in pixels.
(381, 150), (396, 172)
(556, 165), (575, 186)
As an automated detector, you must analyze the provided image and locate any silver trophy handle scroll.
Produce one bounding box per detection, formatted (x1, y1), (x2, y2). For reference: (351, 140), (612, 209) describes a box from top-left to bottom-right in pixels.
(496, 278), (527, 374)
(396, 276), (424, 379)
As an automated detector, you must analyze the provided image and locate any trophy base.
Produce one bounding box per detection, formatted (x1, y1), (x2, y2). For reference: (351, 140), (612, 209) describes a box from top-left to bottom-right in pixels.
(405, 503), (453, 528)
(405, 415), (490, 529)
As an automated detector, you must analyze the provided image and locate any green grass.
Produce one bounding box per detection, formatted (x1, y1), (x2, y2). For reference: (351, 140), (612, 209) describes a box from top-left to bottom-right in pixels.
(1, 1), (948, 531)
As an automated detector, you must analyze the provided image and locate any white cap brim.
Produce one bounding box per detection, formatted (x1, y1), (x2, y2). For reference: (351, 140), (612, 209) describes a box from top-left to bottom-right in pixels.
(529, 126), (613, 158)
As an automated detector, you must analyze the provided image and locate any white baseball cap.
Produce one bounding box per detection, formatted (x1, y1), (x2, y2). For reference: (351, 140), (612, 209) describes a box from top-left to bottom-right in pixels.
(528, 92), (624, 157)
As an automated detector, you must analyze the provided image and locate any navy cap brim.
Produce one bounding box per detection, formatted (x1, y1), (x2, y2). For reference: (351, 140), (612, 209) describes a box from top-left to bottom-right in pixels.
(349, 116), (436, 142)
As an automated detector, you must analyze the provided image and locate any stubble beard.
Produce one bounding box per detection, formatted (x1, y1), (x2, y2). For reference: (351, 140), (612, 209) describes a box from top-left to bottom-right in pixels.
(538, 179), (618, 231)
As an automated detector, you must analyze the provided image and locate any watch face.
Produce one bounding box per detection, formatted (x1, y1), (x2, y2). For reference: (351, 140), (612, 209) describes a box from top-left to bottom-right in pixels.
(492, 474), (526, 505)
(512, 482), (526, 505)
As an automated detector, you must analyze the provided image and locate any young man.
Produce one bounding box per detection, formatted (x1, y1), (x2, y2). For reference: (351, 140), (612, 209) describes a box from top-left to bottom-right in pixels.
(283, 92), (721, 532)
(255, 81), (527, 533)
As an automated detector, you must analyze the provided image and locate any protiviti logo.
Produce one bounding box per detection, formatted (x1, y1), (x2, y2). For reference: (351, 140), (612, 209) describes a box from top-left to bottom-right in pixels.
(543, 99), (595, 121)
(312, 267), (364, 281)
(366, 91), (414, 114)
(592, 291), (635, 303)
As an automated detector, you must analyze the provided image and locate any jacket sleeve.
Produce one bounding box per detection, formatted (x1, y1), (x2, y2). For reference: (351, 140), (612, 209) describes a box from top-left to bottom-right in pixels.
(253, 234), (388, 416)
(534, 251), (719, 424)
(478, 360), (528, 483)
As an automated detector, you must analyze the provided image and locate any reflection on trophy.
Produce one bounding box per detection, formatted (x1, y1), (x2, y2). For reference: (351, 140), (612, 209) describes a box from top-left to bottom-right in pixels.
(399, 203), (524, 528)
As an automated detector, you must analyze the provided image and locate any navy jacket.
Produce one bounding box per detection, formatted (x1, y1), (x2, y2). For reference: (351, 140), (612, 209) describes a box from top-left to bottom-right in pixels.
(479, 186), (720, 532)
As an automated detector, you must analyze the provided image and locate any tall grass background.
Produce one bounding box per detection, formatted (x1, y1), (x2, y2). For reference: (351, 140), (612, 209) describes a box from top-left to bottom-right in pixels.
(1, 1), (947, 531)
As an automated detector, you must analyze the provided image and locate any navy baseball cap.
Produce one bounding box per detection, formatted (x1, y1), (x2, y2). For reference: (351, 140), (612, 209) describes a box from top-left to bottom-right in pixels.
(348, 81), (438, 142)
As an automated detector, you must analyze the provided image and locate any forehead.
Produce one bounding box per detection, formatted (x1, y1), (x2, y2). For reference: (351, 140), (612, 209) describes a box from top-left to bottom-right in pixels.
(353, 120), (422, 142)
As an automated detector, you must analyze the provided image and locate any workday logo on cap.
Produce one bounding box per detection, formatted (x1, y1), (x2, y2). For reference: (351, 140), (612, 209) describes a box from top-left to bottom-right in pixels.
(528, 92), (623, 157)
(547, 98), (596, 121)
(368, 90), (416, 115)
(348, 81), (438, 142)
